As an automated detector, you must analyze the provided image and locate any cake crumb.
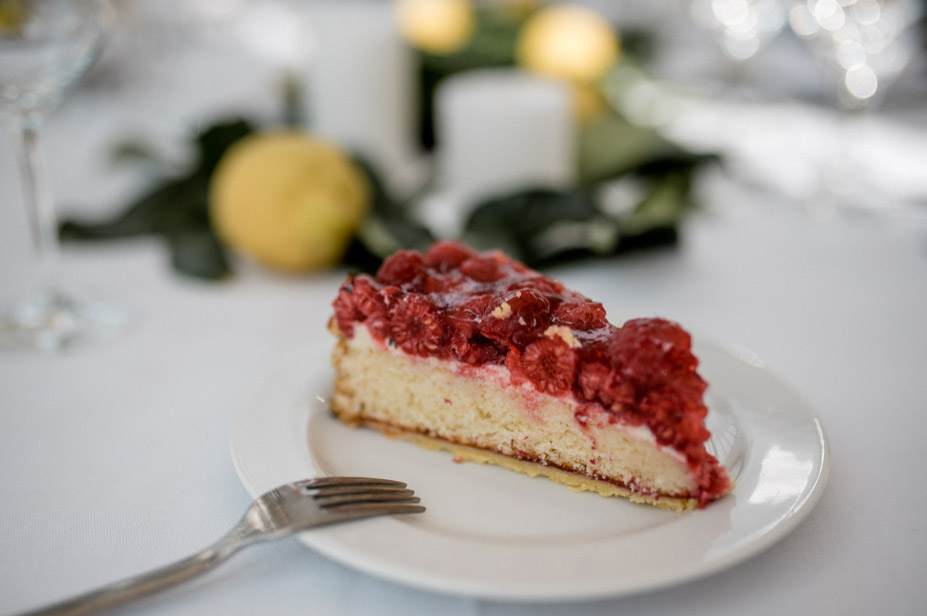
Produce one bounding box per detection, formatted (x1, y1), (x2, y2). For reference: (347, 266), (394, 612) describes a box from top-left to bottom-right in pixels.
(544, 325), (582, 349)
(492, 301), (513, 319)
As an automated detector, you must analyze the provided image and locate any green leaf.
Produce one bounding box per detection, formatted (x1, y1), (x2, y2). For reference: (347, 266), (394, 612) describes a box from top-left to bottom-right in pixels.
(109, 141), (168, 170)
(168, 227), (231, 280)
(466, 188), (599, 235)
(577, 113), (682, 185)
(59, 175), (210, 240)
(194, 118), (255, 176)
(60, 118), (256, 280)
(60, 183), (177, 239)
(622, 172), (691, 236)
(462, 188), (619, 265)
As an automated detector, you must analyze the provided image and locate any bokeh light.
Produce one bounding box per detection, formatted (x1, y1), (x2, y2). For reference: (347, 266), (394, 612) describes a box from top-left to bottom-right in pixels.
(516, 4), (620, 83)
(394, 0), (475, 54)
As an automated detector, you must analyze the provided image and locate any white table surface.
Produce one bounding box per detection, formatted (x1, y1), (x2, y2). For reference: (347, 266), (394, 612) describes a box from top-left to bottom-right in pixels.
(3, 8), (927, 615)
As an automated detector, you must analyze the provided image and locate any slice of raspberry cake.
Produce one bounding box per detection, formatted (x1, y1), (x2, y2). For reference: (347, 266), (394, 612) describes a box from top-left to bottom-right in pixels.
(329, 241), (731, 511)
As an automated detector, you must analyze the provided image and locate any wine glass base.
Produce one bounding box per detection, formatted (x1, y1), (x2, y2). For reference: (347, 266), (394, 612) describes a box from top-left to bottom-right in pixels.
(0, 290), (129, 352)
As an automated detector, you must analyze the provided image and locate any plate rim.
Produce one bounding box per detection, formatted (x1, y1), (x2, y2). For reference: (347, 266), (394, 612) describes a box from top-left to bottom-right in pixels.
(229, 338), (830, 602)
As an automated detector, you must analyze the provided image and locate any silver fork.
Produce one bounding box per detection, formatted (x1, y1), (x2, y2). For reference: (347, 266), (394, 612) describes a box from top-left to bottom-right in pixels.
(19, 477), (425, 616)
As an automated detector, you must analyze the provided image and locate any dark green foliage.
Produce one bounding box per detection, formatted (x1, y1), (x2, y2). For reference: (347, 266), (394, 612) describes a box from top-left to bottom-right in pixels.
(59, 119), (254, 280)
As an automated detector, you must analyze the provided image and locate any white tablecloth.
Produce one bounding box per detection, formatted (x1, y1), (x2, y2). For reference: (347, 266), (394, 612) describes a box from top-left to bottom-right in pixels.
(2, 8), (927, 615)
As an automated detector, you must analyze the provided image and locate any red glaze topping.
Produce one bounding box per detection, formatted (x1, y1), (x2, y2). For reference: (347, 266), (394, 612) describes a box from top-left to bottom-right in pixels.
(332, 241), (730, 505)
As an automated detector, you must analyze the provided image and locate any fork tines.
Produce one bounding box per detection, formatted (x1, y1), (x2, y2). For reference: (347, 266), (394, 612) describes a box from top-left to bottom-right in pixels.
(298, 476), (408, 489)
(295, 477), (425, 516)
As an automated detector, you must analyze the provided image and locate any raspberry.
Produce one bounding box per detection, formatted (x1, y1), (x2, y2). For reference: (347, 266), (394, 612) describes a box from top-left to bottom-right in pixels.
(352, 277), (386, 319)
(508, 275), (565, 298)
(376, 250), (427, 289)
(446, 295), (495, 361)
(554, 301), (608, 330)
(454, 294), (493, 320)
(446, 295), (491, 337)
(331, 276), (392, 338)
(578, 361), (636, 411)
(350, 277), (390, 338)
(446, 321), (479, 362)
(498, 252), (532, 275)
(378, 285), (403, 308)
(598, 318), (714, 455)
(455, 338), (504, 365)
(388, 294), (446, 356)
(332, 279), (358, 335)
(678, 408), (710, 443)
(639, 387), (711, 452)
(610, 318), (696, 386)
(459, 256), (506, 283)
(424, 272), (464, 295)
(694, 466), (731, 507)
(671, 371), (709, 404)
(424, 241), (477, 272)
(504, 347), (526, 383)
(479, 288), (551, 348)
(640, 390), (679, 425)
(511, 337), (578, 395)
(577, 361), (609, 401)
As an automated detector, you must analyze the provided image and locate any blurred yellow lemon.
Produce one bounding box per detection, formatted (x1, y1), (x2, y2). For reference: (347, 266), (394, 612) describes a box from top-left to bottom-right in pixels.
(210, 132), (369, 272)
(517, 5), (620, 83)
(0, 0), (29, 31)
(394, 0), (475, 54)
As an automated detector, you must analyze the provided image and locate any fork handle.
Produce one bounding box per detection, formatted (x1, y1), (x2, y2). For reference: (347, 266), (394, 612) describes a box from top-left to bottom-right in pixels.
(18, 523), (256, 616)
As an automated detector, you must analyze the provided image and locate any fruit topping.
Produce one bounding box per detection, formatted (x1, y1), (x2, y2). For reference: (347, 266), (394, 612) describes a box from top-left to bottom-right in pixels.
(376, 249), (427, 289)
(509, 337), (579, 395)
(331, 241), (727, 494)
(507, 275), (565, 297)
(609, 318), (697, 383)
(479, 288), (551, 348)
(424, 240), (477, 272)
(459, 255), (507, 282)
(553, 300), (608, 330)
(388, 294), (446, 356)
(578, 360), (635, 412)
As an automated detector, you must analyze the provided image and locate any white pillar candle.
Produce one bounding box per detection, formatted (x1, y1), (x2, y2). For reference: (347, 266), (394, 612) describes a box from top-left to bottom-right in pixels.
(435, 68), (575, 205)
(305, 0), (418, 189)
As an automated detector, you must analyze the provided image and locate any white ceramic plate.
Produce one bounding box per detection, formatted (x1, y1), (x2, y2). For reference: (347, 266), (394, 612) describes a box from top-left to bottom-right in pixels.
(230, 339), (829, 602)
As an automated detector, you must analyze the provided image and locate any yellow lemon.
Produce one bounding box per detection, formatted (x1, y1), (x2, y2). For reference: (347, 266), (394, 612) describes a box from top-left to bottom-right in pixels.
(0, 0), (29, 31)
(516, 4), (620, 83)
(394, 0), (475, 54)
(210, 132), (369, 272)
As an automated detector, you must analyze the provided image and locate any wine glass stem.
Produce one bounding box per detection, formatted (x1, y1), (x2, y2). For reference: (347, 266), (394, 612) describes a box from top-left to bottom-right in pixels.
(12, 112), (61, 295)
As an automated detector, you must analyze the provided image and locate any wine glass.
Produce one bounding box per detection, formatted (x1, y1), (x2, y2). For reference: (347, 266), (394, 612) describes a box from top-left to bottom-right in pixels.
(0, 0), (125, 351)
